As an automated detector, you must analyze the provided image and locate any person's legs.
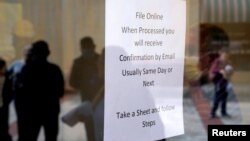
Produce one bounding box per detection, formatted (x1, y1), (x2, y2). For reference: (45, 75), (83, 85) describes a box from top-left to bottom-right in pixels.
(211, 92), (221, 118)
(217, 78), (230, 117)
(15, 103), (31, 141)
(43, 114), (59, 141)
(211, 73), (227, 118)
(0, 107), (12, 141)
(221, 92), (229, 116)
(28, 119), (42, 141)
(85, 117), (95, 141)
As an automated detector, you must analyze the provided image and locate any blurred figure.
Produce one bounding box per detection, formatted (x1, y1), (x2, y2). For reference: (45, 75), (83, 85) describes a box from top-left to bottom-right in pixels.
(199, 25), (234, 119)
(209, 50), (232, 118)
(0, 57), (12, 141)
(70, 36), (99, 101)
(6, 45), (32, 141)
(199, 24), (229, 85)
(69, 37), (99, 141)
(14, 40), (64, 141)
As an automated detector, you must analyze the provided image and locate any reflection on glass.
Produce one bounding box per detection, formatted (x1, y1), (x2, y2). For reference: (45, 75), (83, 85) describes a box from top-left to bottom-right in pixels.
(0, 0), (249, 141)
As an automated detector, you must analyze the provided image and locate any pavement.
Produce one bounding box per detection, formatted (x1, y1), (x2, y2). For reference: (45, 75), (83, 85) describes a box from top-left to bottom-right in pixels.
(7, 82), (250, 141)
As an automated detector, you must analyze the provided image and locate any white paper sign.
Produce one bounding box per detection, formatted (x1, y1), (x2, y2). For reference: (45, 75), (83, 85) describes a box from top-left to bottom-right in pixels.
(105, 0), (186, 140)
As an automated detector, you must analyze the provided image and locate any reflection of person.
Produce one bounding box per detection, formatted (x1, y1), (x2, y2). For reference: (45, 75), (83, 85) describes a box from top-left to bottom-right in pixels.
(209, 50), (231, 118)
(199, 25), (233, 119)
(14, 40), (64, 141)
(69, 37), (99, 141)
(0, 58), (12, 141)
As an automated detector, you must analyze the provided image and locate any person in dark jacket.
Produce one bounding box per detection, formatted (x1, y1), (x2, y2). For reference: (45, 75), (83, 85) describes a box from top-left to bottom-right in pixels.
(14, 40), (64, 141)
(69, 37), (99, 141)
(70, 36), (99, 101)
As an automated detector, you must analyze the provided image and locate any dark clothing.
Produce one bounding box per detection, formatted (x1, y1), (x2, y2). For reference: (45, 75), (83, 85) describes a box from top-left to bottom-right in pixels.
(0, 72), (13, 141)
(1, 72), (13, 105)
(6, 60), (26, 141)
(211, 72), (228, 116)
(15, 61), (64, 141)
(0, 107), (11, 141)
(70, 51), (99, 141)
(70, 52), (99, 101)
(29, 112), (59, 141)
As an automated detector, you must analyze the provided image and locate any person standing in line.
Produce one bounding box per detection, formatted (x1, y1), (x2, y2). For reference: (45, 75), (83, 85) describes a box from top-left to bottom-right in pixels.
(69, 37), (99, 141)
(70, 37), (99, 101)
(12, 45), (37, 141)
(0, 57), (12, 141)
(0, 45), (32, 141)
(14, 40), (64, 141)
